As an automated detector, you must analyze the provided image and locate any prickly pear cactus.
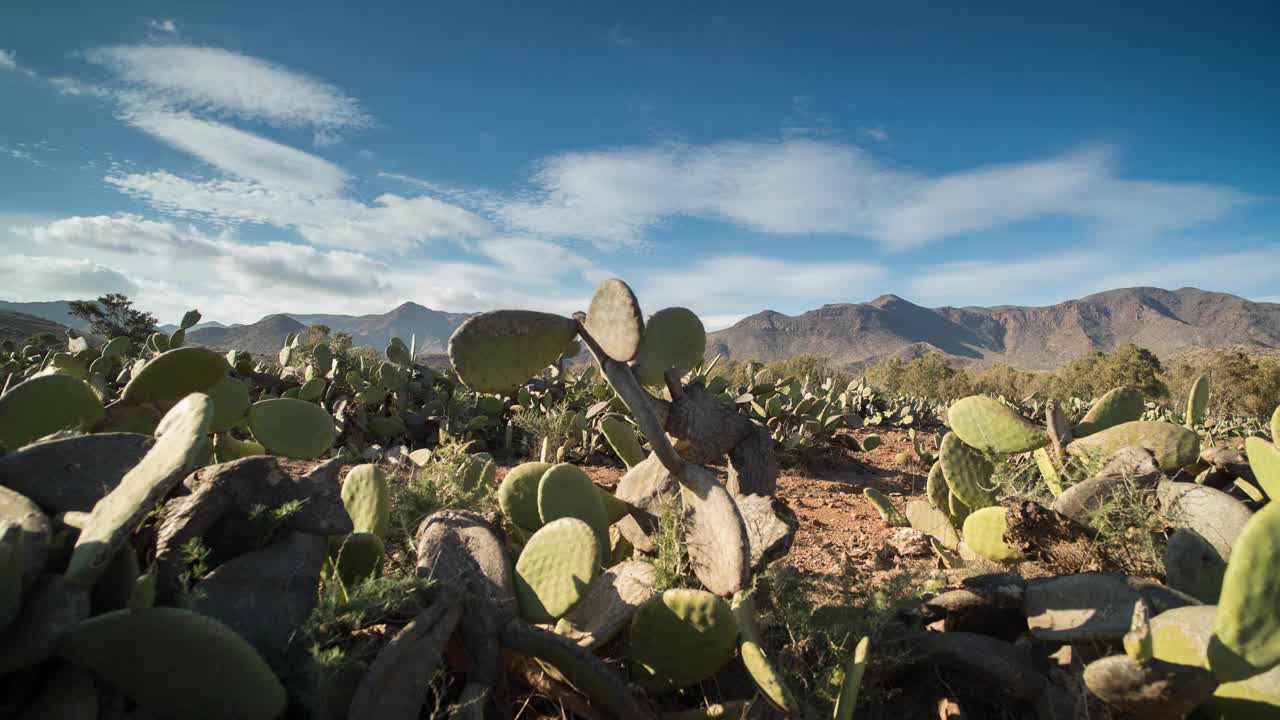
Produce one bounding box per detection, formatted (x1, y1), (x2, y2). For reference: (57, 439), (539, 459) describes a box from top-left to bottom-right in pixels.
(628, 588), (738, 692)
(962, 506), (1023, 563)
(212, 433), (265, 463)
(448, 310), (579, 393)
(1186, 374), (1210, 428)
(246, 397), (336, 459)
(925, 460), (950, 510)
(120, 347), (230, 405)
(583, 278), (645, 362)
(906, 500), (959, 549)
(514, 517), (601, 623)
(863, 488), (908, 527)
(205, 376), (251, 433)
(537, 463), (610, 558)
(631, 307), (707, 387)
(1032, 447), (1065, 497)
(731, 591), (800, 714)
(833, 636), (870, 720)
(1150, 605), (1280, 718)
(1209, 501), (1280, 682)
(0, 374), (105, 450)
(939, 432), (997, 509)
(1067, 421), (1200, 472)
(1073, 386), (1144, 438)
(1245, 437), (1280, 500)
(498, 461), (552, 533)
(58, 606), (287, 720)
(341, 464), (391, 539)
(947, 395), (1049, 455)
(600, 415), (646, 469)
(328, 532), (385, 589)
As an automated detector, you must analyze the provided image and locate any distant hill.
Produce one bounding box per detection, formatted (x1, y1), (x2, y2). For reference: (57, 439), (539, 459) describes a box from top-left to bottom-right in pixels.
(285, 302), (472, 353)
(707, 287), (1280, 371)
(0, 300), (88, 331)
(160, 321), (228, 334)
(0, 310), (69, 343)
(185, 314), (306, 355)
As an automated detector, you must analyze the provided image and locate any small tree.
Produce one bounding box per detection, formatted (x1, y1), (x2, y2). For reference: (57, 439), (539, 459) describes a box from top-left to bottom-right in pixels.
(68, 293), (158, 345)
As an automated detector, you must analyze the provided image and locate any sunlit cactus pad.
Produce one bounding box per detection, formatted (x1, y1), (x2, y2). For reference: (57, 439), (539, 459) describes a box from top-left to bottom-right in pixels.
(939, 432), (996, 509)
(947, 395), (1049, 455)
(120, 347), (230, 405)
(962, 506), (1023, 563)
(0, 374), (105, 450)
(498, 461), (553, 533)
(628, 588), (738, 692)
(246, 397), (336, 459)
(448, 310), (579, 393)
(1067, 421), (1199, 472)
(631, 307), (706, 387)
(514, 517), (601, 623)
(583, 278), (645, 362)
(1073, 386), (1144, 438)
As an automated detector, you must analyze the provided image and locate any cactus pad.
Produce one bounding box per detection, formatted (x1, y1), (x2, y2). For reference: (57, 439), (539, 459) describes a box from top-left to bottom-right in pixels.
(1067, 421), (1200, 472)
(328, 532), (385, 589)
(555, 560), (658, 648)
(1164, 528), (1226, 604)
(1186, 374), (1210, 428)
(212, 433), (265, 463)
(1245, 437), (1280, 500)
(601, 415), (645, 469)
(0, 374), (105, 450)
(961, 506), (1023, 563)
(1210, 501), (1280, 682)
(583, 278), (645, 362)
(939, 432), (997, 509)
(120, 347), (230, 405)
(1073, 386), (1144, 438)
(342, 464), (391, 539)
(514, 517), (601, 623)
(632, 307), (707, 387)
(205, 376), (250, 433)
(1032, 447), (1065, 496)
(448, 310), (579, 393)
(1151, 605), (1280, 718)
(498, 461), (552, 532)
(948, 395), (1049, 455)
(833, 636), (870, 720)
(864, 488), (908, 527)
(926, 460), (950, 509)
(247, 398), (336, 459)
(731, 591), (800, 714)
(906, 500), (959, 549)
(537, 463), (610, 558)
(628, 588), (738, 692)
(58, 606), (286, 720)
(680, 463), (750, 597)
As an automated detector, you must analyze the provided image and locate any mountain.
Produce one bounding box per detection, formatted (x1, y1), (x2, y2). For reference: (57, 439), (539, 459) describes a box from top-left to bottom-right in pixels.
(0, 301), (88, 331)
(160, 321), (228, 334)
(285, 302), (472, 353)
(0, 310), (69, 343)
(706, 287), (1280, 371)
(185, 314), (306, 355)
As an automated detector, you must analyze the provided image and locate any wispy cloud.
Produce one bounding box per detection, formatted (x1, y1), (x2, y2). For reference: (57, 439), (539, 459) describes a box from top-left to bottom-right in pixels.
(146, 19), (178, 34)
(608, 23), (634, 47)
(0, 254), (138, 299)
(0, 49), (37, 77)
(859, 125), (889, 143)
(641, 255), (887, 315)
(496, 140), (1250, 250)
(0, 142), (57, 168)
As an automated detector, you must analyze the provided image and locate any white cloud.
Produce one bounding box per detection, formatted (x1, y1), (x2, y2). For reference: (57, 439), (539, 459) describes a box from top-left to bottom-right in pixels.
(907, 252), (1107, 305)
(49, 76), (109, 97)
(498, 140), (1250, 250)
(0, 255), (138, 300)
(0, 49), (17, 71)
(860, 126), (889, 143)
(84, 45), (370, 131)
(608, 23), (634, 47)
(147, 19), (178, 34)
(641, 255), (887, 316)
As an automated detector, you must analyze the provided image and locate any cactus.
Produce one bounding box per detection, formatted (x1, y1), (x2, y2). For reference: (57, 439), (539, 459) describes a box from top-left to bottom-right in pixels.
(498, 461), (553, 533)
(1067, 421), (1199, 472)
(1150, 605), (1280, 717)
(342, 464), (391, 539)
(583, 278), (645, 362)
(130, 572), (157, 609)
(961, 506), (1023, 563)
(119, 347), (230, 405)
(601, 415), (646, 469)
(327, 532), (385, 589)
(538, 463), (610, 559)
(246, 397), (336, 459)
(833, 636), (870, 720)
(367, 414), (407, 438)
(514, 517), (601, 623)
(939, 432), (997, 509)
(297, 377), (326, 402)
(947, 395), (1049, 455)
(863, 488), (908, 527)
(1186, 374), (1210, 428)
(1124, 598), (1153, 663)
(906, 500), (959, 549)
(57, 606), (287, 720)
(1032, 447), (1065, 496)
(1245, 437), (1280, 500)
(1209, 500), (1280, 682)
(211, 433), (265, 463)
(448, 310), (579, 393)
(0, 374), (105, 449)
(731, 591), (800, 714)
(66, 393), (212, 587)
(205, 376), (250, 433)
(925, 460), (950, 510)
(1271, 404), (1280, 443)
(632, 307), (707, 387)
(861, 434), (881, 451)
(1074, 386), (1144, 437)
(629, 588), (738, 692)
(555, 560), (658, 648)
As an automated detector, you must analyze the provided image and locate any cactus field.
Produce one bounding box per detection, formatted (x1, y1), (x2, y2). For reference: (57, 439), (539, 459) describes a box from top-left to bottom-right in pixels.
(0, 278), (1278, 720)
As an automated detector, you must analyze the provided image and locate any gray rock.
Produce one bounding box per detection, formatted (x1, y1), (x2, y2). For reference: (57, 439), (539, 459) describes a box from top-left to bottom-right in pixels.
(555, 560), (657, 648)
(887, 527), (931, 557)
(416, 510), (517, 622)
(0, 433), (154, 513)
(0, 486), (50, 600)
(614, 453), (679, 531)
(349, 598), (462, 720)
(0, 574), (90, 675)
(735, 494), (796, 570)
(1023, 573), (1199, 643)
(1157, 481), (1252, 561)
(1051, 447), (1161, 525)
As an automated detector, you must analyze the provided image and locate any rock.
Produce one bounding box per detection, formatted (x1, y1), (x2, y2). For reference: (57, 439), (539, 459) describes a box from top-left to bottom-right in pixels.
(554, 560), (658, 648)
(415, 510), (517, 622)
(679, 464), (749, 596)
(956, 541), (1004, 573)
(735, 494), (796, 570)
(887, 527), (931, 557)
(348, 598), (462, 720)
(726, 425), (778, 496)
(1164, 528), (1225, 604)
(0, 486), (51, 600)
(923, 587), (1027, 641)
(0, 574), (90, 675)
(1023, 573), (1200, 643)
(614, 454), (680, 531)
(192, 532), (326, 665)
(1200, 446), (1256, 485)
(1083, 654), (1218, 719)
(1051, 448), (1160, 526)
(1157, 481), (1252, 561)
(613, 514), (655, 555)
(910, 631), (1070, 719)
(0, 433), (154, 513)
(664, 384), (756, 464)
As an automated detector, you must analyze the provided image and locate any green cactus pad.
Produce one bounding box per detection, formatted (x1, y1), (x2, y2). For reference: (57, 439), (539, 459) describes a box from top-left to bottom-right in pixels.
(1210, 501), (1280, 682)
(632, 307), (707, 387)
(58, 606), (286, 720)
(66, 393), (212, 587)
(1271, 405), (1280, 446)
(939, 432), (997, 509)
(906, 500), (960, 549)
(861, 433), (881, 451)
(100, 336), (129, 359)
(367, 415), (407, 438)
(514, 517), (601, 623)
(538, 463), (610, 559)
(596, 486), (631, 524)
(1245, 437), (1280, 500)
(731, 591), (800, 714)
(583, 278), (645, 362)
(1032, 447), (1065, 497)
(601, 415), (645, 469)
(833, 636), (870, 720)
(297, 377), (326, 402)
(247, 398), (336, 459)
(926, 460), (950, 509)
(498, 461), (552, 532)
(1067, 421), (1200, 472)
(1165, 528), (1226, 604)
(1151, 605), (1280, 719)
(961, 506), (1023, 563)
(328, 532), (385, 589)
(863, 488), (908, 527)
(211, 433), (265, 463)
(448, 310), (579, 393)
(342, 464), (391, 539)
(1073, 386), (1145, 438)
(1186, 375), (1210, 428)
(948, 395), (1049, 455)
(205, 376), (250, 433)
(948, 491), (971, 525)
(120, 347), (230, 405)
(629, 588), (738, 692)
(0, 374), (105, 449)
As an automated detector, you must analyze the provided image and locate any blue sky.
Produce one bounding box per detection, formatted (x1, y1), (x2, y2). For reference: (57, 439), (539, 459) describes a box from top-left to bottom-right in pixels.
(1, 1), (1277, 327)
